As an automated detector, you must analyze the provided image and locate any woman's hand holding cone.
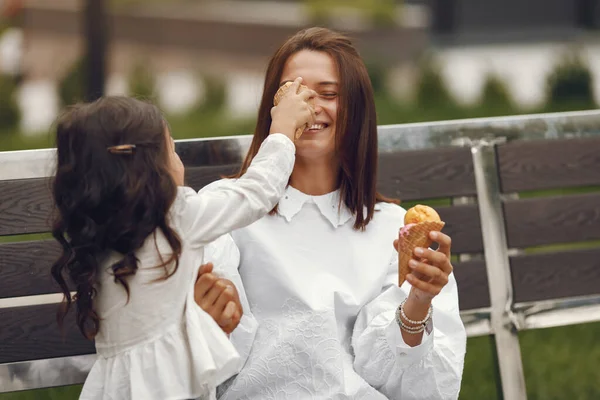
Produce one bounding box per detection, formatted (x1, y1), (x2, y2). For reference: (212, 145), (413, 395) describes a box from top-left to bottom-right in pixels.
(394, 230), (453, 304)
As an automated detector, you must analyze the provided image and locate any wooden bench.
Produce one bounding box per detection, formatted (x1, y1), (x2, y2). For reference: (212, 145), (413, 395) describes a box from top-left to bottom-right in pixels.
(1, 110), (599, 399)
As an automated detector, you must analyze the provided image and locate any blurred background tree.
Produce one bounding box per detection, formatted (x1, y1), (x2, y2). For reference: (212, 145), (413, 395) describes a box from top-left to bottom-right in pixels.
(58, 57), (86, 107)
(0, 73), (20, 130)
(305, 0), (398, 27)
(128, 60), (157, 101)
(545, 49), (597, 112)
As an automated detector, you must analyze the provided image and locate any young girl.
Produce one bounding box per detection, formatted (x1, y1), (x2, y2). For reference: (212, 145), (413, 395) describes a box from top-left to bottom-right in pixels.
(50, 80), (315, 400)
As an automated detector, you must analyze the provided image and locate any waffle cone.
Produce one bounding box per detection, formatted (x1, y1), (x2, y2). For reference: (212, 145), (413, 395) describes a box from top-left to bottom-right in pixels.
(273, 82), (314, 140)
(398, 221), (445, 286)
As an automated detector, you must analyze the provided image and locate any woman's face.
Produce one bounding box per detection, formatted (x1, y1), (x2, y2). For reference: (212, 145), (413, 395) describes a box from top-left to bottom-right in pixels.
(280, 50), (339, 162)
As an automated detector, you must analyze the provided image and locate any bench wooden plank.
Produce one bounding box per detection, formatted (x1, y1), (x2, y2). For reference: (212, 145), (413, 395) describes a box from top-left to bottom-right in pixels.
(0, 166), (240, 237)
(0, 240), (61, 298)
(378, 147), (477, 201)
(497, 137), (600, 193)
(0, 304), (95, 364)
(454, 259), (490, 310)
(511, 247), (600, 303)
(175, 139), (245, 167)
(0, 179), (53, 236)
(438, 205), (484, 254)
(504, 192), (600, 248)
(0, 205), (483, 298)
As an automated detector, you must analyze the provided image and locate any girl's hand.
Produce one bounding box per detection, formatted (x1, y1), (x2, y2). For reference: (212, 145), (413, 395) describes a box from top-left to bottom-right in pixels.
(270, 77), (316, 141)
(194, 263), (243, 334)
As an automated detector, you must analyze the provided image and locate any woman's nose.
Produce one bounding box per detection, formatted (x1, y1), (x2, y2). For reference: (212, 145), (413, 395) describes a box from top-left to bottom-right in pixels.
(312, 97), (324, 114)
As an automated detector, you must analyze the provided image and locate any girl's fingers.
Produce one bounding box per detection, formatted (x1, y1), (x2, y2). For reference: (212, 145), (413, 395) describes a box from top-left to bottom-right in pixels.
(299, 87), (317, 100)
(212, 286), (235, 317)
(219, 301), (237, 327)
(289, 77), (303, 93)
(200, 280), (227, 310)
(196, 262), (213, 281)
(194, 272), (218, 303)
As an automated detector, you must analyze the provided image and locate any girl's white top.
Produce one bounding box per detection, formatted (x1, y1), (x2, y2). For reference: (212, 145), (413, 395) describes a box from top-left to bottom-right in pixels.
(209, 186), (467, 400)
(79, 134), (295, 400)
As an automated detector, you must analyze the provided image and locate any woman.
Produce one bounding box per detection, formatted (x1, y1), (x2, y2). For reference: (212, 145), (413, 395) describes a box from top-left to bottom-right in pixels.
(198, 27), (466, 399)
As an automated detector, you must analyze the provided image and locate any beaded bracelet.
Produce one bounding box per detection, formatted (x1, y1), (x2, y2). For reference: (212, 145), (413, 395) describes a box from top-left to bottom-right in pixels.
(395, 299), (433, 334)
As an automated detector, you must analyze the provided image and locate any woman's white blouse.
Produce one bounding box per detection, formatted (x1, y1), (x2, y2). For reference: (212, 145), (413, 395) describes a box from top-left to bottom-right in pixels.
(211, 186), (467, 400)
(79, 134), (295, 400)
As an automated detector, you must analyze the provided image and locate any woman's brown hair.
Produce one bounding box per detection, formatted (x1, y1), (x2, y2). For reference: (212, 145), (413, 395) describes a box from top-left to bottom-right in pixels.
(50, 96), (182, 339)
(234, 27), (396, 230)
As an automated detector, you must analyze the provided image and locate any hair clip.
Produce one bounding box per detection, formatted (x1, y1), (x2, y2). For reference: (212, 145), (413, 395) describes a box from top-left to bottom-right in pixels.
(107, 144), (136, 154)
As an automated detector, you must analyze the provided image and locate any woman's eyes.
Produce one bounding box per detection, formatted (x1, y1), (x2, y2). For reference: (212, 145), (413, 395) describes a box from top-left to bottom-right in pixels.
(321, 92), (337, 99)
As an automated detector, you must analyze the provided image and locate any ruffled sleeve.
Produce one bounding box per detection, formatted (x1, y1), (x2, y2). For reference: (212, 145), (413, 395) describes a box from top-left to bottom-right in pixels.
(203, 234), (258, 369)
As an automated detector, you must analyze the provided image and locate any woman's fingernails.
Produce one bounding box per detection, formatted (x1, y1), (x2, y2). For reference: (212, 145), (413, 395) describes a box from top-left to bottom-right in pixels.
(409, 259), (418, 268)
(430, 231), (438, 239)
(415, 247), (424, 256)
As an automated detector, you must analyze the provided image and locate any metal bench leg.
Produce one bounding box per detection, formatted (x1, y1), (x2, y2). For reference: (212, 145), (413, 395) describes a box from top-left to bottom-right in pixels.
(471, 138), (527, 400)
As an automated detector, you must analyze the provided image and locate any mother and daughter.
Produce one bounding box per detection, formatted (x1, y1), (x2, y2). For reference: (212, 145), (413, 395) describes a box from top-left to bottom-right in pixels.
(51, 27), (466, 400)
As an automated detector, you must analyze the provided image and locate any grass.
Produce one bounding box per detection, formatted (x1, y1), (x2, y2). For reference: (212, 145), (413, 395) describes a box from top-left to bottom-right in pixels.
(0, 386), (82, 400)
(459, 321), (600, 399)
(0, 233), (52, 244)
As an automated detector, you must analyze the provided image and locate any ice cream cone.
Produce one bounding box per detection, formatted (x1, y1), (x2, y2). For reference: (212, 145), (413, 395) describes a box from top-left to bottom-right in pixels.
(273, 82), (314, 140)
(398, 221), (445, 286)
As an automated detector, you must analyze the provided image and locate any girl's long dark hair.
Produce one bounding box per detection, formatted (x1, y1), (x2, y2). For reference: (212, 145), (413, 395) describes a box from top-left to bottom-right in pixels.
(50, 96), (182, 340)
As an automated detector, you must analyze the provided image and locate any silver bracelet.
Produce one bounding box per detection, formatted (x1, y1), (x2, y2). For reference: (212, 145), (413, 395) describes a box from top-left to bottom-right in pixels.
(395, 299), (432, 333)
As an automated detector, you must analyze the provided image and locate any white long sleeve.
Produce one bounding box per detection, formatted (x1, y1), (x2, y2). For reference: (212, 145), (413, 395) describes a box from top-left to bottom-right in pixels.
(174, 133), (295, 248)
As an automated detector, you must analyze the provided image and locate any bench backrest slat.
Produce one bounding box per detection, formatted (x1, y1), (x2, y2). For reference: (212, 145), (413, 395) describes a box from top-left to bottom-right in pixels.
(0, 178), (53, 236)
(0, 304), (95, 364)
(504, 192), (600, 248)
(497, 137), (600, 193)
(378, 147), (477, 200)
(453, 260), (490, 310)
(0, 240), (61, 298)
(511, 248), (600, 303)
(438, 205), (483, 254)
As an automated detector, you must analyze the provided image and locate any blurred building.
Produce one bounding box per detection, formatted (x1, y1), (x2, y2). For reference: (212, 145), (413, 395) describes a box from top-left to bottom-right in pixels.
(5, 0), (600, 133)
(14, 0), (428, 132)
